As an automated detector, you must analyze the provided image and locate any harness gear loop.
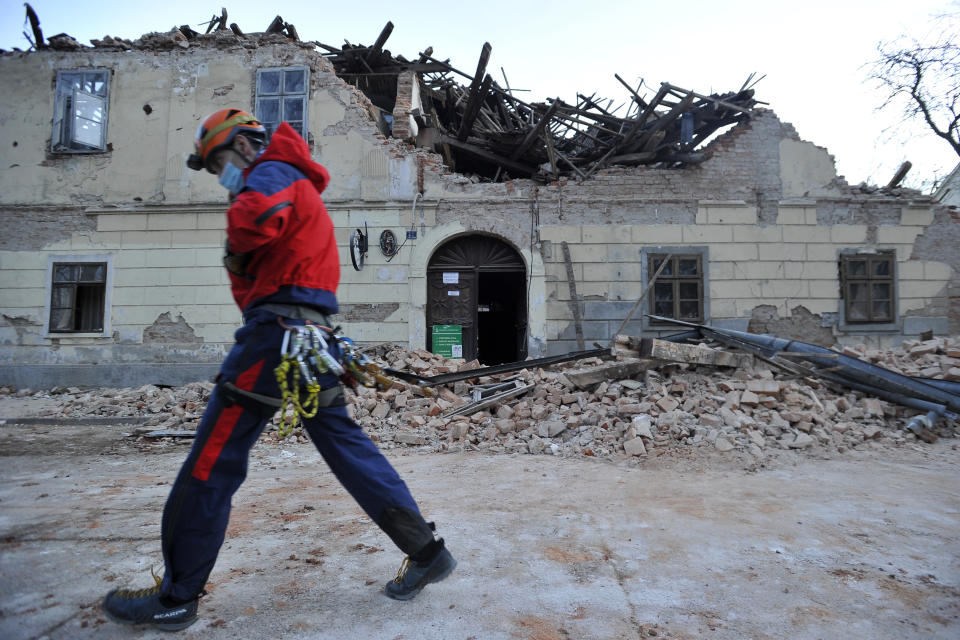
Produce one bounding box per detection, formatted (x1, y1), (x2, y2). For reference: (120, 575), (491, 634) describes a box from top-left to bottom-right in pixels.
(273, 323), (396, 437)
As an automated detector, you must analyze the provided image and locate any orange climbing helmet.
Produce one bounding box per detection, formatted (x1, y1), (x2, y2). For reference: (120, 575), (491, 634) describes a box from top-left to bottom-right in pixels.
(186, 108), (267, 173)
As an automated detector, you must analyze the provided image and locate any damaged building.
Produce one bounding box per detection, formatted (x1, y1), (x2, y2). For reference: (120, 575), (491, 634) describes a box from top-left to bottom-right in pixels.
(0, 13), (957, 388)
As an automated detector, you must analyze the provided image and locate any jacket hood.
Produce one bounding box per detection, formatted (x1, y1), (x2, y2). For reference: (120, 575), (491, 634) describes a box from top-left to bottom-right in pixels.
(247, 122), (329, 194)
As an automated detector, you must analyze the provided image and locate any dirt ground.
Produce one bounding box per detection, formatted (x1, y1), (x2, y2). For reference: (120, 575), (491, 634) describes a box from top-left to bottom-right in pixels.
(1, 397), (959, 640)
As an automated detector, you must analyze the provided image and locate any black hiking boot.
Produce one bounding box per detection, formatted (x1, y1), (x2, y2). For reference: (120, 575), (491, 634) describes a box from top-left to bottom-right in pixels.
(102, 570), (199, 631)
(383, 541), (456, 601)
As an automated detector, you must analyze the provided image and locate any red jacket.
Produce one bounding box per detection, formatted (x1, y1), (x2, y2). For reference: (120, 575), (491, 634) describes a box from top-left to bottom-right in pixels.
(225, 123), (340, 314)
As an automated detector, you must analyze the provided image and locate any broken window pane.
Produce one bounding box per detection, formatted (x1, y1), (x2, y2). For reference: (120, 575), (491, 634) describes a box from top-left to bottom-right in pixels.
(259, 70), (281, 95)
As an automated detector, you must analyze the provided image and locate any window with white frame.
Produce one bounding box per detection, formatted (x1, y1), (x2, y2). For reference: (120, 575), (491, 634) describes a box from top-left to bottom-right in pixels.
(49, 262), (107, 333)
(255, 67), (309, 140)
(51, 70), (110, 153)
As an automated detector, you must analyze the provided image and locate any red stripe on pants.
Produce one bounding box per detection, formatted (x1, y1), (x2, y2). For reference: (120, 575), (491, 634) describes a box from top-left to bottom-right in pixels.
(191, 358), (265, 481)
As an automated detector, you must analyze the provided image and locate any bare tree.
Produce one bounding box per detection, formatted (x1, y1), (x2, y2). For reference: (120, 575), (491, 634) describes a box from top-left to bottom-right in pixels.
(870, 13), (960, 159)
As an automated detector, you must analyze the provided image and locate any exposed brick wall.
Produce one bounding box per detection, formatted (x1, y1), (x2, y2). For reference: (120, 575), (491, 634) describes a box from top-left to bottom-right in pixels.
(391, 70), (416, 142)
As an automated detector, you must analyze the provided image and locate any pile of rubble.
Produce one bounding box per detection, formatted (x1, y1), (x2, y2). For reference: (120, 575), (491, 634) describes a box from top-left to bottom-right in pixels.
(3, 336), (957, 463)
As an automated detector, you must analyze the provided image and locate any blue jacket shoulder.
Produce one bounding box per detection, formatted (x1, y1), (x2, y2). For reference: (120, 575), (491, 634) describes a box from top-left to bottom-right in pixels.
(246, 161), (307, 197)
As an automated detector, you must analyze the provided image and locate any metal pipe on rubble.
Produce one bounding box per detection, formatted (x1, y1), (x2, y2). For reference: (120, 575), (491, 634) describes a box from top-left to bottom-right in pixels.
(650, 315), (960, 415)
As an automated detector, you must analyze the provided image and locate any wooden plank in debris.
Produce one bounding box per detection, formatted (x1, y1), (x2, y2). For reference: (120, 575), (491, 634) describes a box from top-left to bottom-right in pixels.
(365, 21), (394, 62)
(582, 84), (671, 179)
(553, 147), (587, 180)
(460, 73), (493, 135)
(662, 83), (755, 115)
(615, 73), (647, 111)
(24, 3), (45, 48)
(566, 359), (648, 390)
(456, 43), (493, 141)
(631, 93), (695, 152)
(509, 101), (559, 160)
(613, 336), (753, 368)
(619, 83), (671, 147)
(440, 135), (536, 176)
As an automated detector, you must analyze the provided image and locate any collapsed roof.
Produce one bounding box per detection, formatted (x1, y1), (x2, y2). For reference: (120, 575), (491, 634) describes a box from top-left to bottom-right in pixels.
(18, 5), (763, 183)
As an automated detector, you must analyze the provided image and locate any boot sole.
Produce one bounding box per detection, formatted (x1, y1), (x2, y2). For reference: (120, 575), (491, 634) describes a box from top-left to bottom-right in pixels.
(103, 607), (198, 631)
(385, 554), (457, 601)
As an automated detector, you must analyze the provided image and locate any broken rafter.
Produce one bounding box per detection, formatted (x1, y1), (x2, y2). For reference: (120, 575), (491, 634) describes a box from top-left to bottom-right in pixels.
(313, 22), (758, 182)
(662, 83), (755, 116)
(24, 3), (45, 49)
(615, 73), (647, 111)
(509, 101), (560, 161)
(365, 21), (393, 62)
(441, 135), (536, 176)
(630, 92), (695, 152)
(456, 43), (493, 141)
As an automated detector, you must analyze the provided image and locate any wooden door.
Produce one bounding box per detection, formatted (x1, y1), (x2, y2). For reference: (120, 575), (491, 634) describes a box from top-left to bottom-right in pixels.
(426, 269), (477, 360)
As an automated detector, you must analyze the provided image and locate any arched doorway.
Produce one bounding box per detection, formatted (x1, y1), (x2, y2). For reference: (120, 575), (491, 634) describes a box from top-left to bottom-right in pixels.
(426, 235), (527, 365)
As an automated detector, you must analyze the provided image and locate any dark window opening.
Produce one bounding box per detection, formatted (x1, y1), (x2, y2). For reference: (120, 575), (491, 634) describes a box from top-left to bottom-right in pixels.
(841, 252), (895, 324)
(648, 254), (704, 324)
(49, 262), (106, 332)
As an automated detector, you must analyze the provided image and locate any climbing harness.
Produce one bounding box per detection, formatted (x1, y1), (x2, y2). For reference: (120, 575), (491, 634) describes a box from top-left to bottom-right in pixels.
(273, 321), (394, 438)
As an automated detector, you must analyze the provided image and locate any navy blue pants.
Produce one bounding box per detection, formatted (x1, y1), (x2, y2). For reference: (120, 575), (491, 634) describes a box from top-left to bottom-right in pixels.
(159, 310), (422, 601)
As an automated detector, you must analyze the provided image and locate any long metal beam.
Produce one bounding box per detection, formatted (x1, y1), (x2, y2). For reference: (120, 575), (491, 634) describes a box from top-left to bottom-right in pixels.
(392, 348), (610, 387)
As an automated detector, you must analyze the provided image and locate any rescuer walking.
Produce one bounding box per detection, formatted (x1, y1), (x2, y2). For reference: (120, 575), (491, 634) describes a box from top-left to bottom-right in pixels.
(102, 108), (455, 631)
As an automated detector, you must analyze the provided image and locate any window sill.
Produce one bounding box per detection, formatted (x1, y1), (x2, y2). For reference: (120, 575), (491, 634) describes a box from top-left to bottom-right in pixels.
(837, 321), (901, 334)
(45, 332), (111, 341)
(48, 149), (109, 156)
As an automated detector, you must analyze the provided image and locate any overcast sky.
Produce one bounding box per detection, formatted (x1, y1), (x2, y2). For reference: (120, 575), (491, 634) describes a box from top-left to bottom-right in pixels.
(3, 0), (958, 191)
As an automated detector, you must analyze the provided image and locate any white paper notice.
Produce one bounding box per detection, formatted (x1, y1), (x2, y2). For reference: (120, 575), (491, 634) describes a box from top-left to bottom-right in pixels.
(442, 272), (459, 284)
(447, 290), (460, 296)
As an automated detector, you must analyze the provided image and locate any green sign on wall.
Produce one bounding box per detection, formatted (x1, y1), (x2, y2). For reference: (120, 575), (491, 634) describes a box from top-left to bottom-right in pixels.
(432, 324), (463, 358)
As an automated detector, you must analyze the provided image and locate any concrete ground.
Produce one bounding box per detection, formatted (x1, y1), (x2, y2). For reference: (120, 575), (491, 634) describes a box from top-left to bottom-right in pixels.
(1, 416), (959, 640)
